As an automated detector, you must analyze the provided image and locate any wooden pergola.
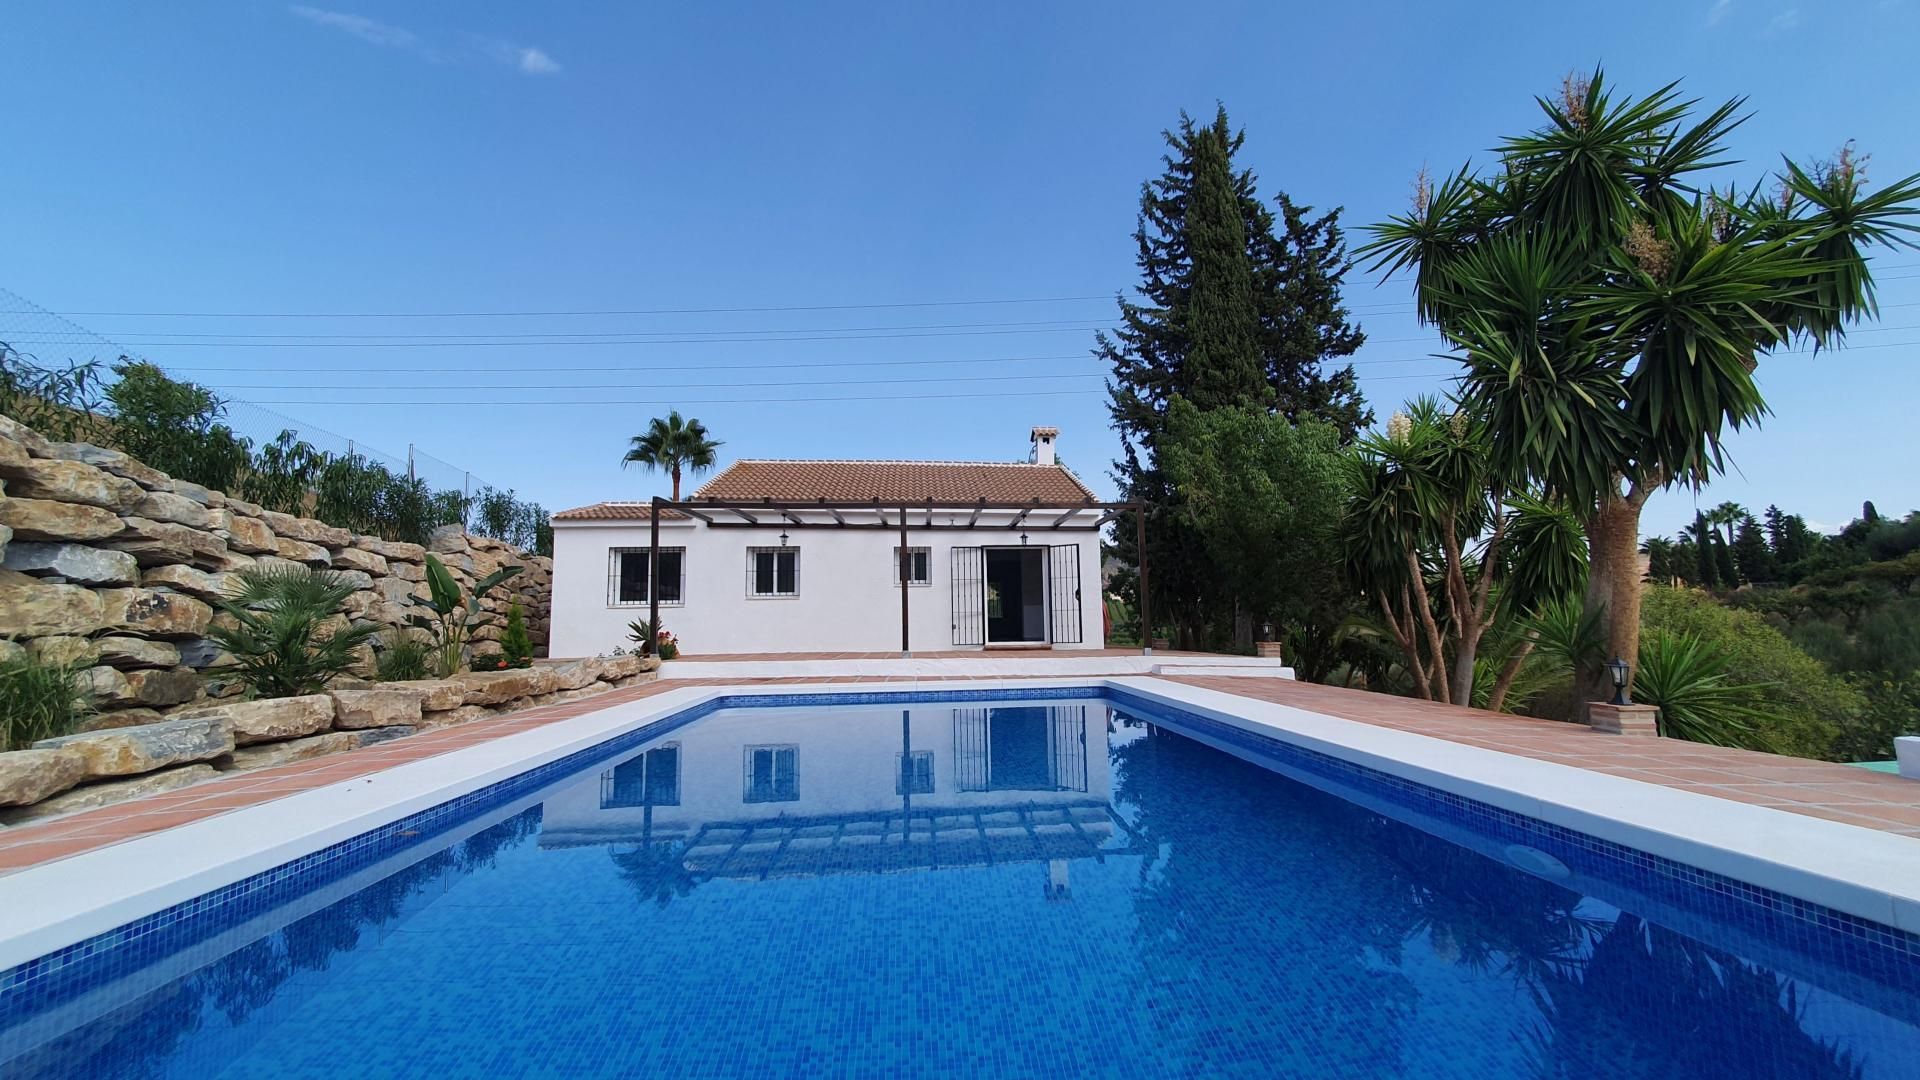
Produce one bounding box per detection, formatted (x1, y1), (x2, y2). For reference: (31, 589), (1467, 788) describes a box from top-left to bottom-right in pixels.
(646, 496), (1149, 657)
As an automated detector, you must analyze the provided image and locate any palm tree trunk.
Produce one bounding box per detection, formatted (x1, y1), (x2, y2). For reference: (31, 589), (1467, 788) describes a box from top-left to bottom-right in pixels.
(1579, 483), (1651, 711)
(671, 464), (681, 501)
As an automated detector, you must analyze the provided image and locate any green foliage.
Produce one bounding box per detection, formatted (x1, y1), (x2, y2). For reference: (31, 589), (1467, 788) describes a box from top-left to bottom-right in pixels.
(1632, 629), (1776, 749)
(373, 630), (431, 683)
(625, 618), (656, 657)
(472, 487), (552, 554)
(500, 603), (535, 669)
(1520, 594), (1606, 674)
(1732, 515), (1775, 584)
(622, 410), (721, 500)
(0, 345), (107, 442)
(1832, 678), (1920, 762)
(1359, 68), (1920, 699)
(1162, 400), (1349, 678)
(410, 554), (523, 677)
(205, 565), (380, 699)
(1103, 105), (1370, 649)
(0, 649), (94, 751)
(104, 360), (251, 492)
(1639, 586), (1864, 759)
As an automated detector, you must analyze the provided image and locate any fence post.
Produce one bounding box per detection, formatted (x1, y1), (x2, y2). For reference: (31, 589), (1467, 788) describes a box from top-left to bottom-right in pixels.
(463, 472), (470, 535)
(408, 444), (416, 486)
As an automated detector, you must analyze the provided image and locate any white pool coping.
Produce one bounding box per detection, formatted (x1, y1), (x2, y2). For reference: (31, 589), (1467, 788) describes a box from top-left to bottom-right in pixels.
(0, 676), (1915, 977)
(657, 654), (1296, 680)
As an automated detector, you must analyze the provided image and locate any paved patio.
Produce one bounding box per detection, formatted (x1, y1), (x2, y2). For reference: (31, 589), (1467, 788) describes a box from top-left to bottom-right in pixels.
(0, 674), (1913, 875)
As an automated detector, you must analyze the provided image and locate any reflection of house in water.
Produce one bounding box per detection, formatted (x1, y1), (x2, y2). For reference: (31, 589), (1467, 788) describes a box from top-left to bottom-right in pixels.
(540, 703), (1134, 883)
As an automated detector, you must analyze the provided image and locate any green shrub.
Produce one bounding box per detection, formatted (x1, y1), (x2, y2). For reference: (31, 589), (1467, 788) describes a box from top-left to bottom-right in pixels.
(1633, 630), (1776, 750)
(411, 554), (523, 677)
(374, 630), (432, 683)
(501, 603), (535, 669)
(1832, 678), (1920, 763)
(0, 649), (93, 751)
(205, 565), (381, 698)
(1639, 586), (1864, 759)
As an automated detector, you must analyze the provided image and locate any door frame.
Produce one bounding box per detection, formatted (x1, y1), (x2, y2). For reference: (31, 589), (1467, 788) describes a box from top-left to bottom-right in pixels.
(980, 545), (1050, 647)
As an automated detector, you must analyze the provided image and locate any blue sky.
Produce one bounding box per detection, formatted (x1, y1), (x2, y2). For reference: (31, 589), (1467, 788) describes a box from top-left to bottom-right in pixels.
(3, 1), (1916, 538)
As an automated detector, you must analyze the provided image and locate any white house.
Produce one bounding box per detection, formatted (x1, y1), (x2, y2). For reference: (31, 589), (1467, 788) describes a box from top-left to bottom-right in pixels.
(548, 427), (1117, 657)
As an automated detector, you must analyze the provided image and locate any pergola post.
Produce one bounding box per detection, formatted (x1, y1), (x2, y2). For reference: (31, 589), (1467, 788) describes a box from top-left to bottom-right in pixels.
(1136, 505), (1151, 655)
(899, 506), (911, 657)
(648, 496), (661, 659)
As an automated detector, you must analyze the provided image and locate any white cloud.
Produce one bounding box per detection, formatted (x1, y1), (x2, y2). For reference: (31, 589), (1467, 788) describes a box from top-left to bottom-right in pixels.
(1707, 0), (1734, 24)
(515, 47), (561, 75)
(288, 6), (416, 49)
(287, 8), (560, 76)
(1766, 7), (1802, 33)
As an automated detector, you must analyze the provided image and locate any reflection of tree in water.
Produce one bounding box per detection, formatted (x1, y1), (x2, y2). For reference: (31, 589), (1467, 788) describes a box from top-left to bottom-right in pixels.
(1113, 718), (1873, 1079)
(1110, 722), (1422, 1075)
(607, 807), (703, 908)
(17, 806), (544, 1080)
(1519, 914), (1865, 1080)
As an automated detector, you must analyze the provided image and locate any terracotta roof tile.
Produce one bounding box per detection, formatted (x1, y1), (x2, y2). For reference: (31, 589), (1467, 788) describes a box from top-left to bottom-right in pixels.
(550, 502), (690, 522)
(691, 460), (1097, 504)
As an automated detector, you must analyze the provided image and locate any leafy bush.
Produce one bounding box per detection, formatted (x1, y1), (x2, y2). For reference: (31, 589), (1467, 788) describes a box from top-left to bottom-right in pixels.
(0, 649), (93, 750)
(411, 554), (523, 677)
(1831, 678), (1920, 762)
(105, 360), (251, 492)
(205, 565), (380, 698)
(1639, 586), (1864, 759)
(1632, 630), (1776, 749)
(373, 630), (432, 683)
(0, 346), (108, 442)
(501, 603), (535, 668)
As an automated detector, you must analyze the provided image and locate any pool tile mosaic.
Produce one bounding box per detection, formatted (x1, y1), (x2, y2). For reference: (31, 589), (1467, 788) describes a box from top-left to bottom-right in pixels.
(1, 689), (1916, 1078)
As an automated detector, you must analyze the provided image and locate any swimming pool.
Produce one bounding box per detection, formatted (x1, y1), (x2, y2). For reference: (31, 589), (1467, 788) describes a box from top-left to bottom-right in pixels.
(2, 687), (1916, 1078)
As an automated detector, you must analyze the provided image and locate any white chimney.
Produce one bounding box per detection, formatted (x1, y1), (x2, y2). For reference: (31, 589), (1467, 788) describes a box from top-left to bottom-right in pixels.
(1029, 426), (1059, 466)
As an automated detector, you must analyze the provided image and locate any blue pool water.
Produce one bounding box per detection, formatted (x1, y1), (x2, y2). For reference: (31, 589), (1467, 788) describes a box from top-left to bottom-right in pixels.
(3, 693), (1917, 1078)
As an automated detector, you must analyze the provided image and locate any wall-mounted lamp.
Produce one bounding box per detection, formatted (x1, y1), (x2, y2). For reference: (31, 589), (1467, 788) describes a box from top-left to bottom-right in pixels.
(778, 528), (790, 548)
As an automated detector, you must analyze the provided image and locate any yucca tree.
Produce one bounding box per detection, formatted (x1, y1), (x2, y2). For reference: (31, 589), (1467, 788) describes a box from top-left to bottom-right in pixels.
(622, 411), (721, 500)
(1360, 69), (1920, 703)
(1342, 397), (1584, 707)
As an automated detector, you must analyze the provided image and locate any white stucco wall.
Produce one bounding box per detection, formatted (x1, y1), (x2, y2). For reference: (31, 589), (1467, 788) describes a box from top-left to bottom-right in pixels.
(549, 512), (1107, 657)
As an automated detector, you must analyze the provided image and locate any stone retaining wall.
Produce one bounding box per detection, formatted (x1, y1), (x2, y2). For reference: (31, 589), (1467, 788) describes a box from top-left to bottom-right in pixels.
(0, 654), (659, 821)
(0, 411), (554, 726)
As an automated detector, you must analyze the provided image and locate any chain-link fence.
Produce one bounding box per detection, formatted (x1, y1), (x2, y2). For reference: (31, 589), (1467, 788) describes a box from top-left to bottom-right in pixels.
(0, 286), (549, 553)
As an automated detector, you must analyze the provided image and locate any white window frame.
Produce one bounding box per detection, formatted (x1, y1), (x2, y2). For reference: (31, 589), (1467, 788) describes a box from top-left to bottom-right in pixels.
(609, 546), (685, 607)
(746, 546), (800, 598)
(892, 545), (932, 587)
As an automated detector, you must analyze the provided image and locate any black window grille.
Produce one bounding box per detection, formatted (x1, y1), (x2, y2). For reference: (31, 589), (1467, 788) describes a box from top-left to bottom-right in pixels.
(609, 547), (684, 606)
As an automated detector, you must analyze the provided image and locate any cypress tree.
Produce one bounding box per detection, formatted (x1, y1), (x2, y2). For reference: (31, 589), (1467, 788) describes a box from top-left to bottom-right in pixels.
(1694, 511), (1720, 587)
(1104, 106), (1371, 646)
(1733, 515), (1775, 584)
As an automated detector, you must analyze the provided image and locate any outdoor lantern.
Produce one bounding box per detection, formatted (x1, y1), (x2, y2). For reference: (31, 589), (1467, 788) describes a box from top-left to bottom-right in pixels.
(1020, 530), (1029, 545)
(1607, 656), (1630, 705)
(778, 528), (789, 548)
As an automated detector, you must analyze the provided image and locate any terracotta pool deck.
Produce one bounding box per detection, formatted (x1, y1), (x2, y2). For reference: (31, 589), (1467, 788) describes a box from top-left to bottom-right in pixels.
(0, 674), (1914, 876)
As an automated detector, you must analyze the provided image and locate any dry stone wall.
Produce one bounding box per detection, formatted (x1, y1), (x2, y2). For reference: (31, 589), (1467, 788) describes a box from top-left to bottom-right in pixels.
(1, 654), (659, 821)
(0, 411), (554, 724)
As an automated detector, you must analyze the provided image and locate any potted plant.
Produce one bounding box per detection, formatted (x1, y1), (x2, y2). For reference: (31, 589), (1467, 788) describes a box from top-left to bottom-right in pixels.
(655, 629), (680, 661)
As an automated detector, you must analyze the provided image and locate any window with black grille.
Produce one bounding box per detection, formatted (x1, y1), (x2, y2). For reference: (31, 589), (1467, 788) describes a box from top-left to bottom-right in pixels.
(747, 547), (799, 597)
(892, 546), (932, 586)
(609, 547), (684, 607)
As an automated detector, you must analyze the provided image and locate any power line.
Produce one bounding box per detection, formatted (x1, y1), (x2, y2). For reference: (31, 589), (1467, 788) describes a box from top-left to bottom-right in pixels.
(242, 372), (1456, 408)
(210, 371), (1117, 391)
(0, 325), (1121, 348)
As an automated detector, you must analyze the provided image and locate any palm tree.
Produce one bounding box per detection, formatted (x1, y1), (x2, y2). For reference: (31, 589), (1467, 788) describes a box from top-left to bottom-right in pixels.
(1360, 69), (1920, 702)
(621, 411), (721, 500)
(1707, 501), (1748, 549)
(1639, 535), (1677, 584)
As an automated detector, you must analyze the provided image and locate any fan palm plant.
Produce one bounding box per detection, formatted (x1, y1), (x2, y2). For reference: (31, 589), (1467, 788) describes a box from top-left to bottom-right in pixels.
(1360, 68), (1920, 704)
(622, 411), (722, 500)
(206, 564), (380, 698)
